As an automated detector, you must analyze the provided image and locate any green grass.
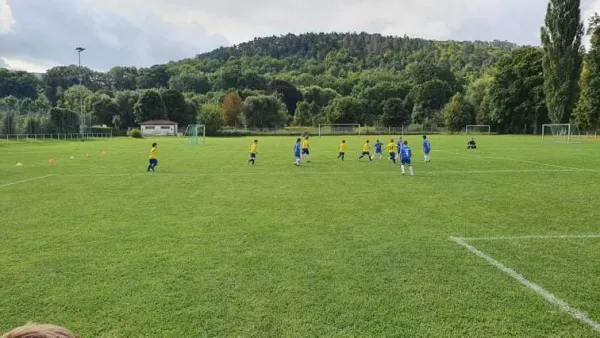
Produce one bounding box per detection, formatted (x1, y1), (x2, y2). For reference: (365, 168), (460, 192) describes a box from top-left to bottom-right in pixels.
(1, 135), (600, 337)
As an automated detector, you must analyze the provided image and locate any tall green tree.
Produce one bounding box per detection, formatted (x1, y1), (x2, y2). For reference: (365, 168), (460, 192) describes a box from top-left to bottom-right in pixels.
(541, 0), (584, 123)
(574, 13), (600, 128)
(485, 47), (547, 133)
(243, 95), (286, 128)
(380, 97), (411, 127)
(133, 90), (166, 123)
(444, 92), (475, 133)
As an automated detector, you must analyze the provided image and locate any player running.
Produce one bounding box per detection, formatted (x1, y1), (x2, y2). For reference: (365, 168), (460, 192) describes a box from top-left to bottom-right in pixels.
(422, 135), (431, 163)
(358, 140), (373, 162)
(248, 139), (258, 165)
(337, 140), (347, 161)
(147, 142), (158, 172)
(400, 140), (414, 176)
(387, 139), (397, 164)
(302, 136), (311, 163)
(374, 140), (383, 159)
(294, 138), (302, 166)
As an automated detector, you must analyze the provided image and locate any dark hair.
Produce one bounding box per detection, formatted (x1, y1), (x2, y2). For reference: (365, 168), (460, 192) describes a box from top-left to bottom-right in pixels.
(152, 142), (157, 147)
(254, 139), (258, 142)
(403, 140), (408, 145)
(342, 140), (345, 143)
(296, 138), (301, 142)
(422, 135), (427, 139)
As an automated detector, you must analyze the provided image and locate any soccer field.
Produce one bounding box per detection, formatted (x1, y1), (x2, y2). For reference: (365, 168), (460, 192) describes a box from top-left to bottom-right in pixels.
(1, 135), (600, 337)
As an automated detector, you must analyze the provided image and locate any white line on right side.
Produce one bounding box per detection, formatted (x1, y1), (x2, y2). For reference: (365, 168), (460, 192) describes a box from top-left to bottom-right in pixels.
(450, 236), (600, 334)
(461, 234), (600, 241)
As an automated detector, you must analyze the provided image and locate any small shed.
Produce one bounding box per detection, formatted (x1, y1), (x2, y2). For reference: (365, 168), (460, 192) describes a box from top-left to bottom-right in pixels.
(139, 120), (178, 136)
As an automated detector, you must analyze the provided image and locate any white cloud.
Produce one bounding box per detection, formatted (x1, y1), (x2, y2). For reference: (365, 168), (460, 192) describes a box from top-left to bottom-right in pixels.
(0, 0), (15, 34)
(2, 56), (55, 73)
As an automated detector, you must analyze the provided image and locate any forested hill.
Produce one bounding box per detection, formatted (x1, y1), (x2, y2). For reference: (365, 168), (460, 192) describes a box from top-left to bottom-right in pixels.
(191, 33), (517, 78)
(0, 32), (532, 135)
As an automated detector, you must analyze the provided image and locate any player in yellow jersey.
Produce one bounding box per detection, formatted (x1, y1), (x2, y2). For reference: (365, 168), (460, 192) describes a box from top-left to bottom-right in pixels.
(358, 140), (372, 162)
(147, 142), (158, 172)
(302, 136), (311, 163)
(337, 140), (347, 161)
(387, 139), (397, 164)
(248, 139), (258, 165)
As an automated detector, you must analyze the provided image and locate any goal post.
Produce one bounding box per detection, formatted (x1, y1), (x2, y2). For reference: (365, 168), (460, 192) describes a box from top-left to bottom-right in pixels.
(318, 124), (361, 136)
(465, 125), (491, 135)
(542, 124), (583, 143)
(183, 124), (206, 145)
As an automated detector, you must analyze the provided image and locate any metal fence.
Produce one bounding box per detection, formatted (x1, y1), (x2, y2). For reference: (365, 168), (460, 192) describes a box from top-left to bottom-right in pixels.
(0, 133), (113, 141)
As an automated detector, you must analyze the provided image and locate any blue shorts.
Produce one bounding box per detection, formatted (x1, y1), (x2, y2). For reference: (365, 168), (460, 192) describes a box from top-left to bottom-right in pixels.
(149, 159), (158, 166)
(424, 150), (430, 154)
(401, 158), (411, 165)
(389, 152), (396, 159)
(294, 153), (301, 158)
(376, 149), (382, 154)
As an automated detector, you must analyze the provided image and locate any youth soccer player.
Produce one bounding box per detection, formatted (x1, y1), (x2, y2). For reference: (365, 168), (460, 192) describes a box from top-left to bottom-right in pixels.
(397, 136), (404, 159)
(423, 135), (431, 163)
(302, 136), (311, 163)
(248, 139), (258, 165)
(359, 140), (372, 161)
(387, 139), (397, 164)
(147, 142), (158, 172)
(337, 140), (347, 161)
(400, 140), (414, 176)
(467, 137), (477, 149)
(294, 138), (302, 166)
(374, 140), (383, 159)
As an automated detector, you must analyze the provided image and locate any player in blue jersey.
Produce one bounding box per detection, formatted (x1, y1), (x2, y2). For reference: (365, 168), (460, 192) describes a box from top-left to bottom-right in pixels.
(422, 135), (431, 163)
(374, 140), (383, 159)
(294, 138), (302, 166)
(400, 140), (414, 176)
(397, 136), (404, 161)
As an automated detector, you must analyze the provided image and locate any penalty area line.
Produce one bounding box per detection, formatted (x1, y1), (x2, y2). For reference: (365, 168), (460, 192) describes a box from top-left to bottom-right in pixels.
(461, 234), (600, 241)
(450, 236), (600, 334)
(0, 174), (53, 189)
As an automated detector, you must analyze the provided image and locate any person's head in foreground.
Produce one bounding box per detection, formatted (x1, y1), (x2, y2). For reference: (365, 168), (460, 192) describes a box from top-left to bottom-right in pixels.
(404, 140), (408, 145)
(423, 135), (427, 139)
(1, 323), (76, 338)
(254, 139), (258, 143)
(152, 142), (157, 148)
(296, 138), (301, 143)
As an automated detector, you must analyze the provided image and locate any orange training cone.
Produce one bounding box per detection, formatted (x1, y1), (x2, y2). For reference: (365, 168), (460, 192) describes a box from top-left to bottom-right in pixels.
(49, 158), (56, 164)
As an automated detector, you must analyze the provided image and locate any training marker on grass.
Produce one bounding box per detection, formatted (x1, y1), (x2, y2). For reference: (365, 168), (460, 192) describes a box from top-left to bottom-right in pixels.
(15, 162), (22, 166)
(48, 158), (56, 164)
(450, 236), (600, 334)
(70, 156), (75, 159)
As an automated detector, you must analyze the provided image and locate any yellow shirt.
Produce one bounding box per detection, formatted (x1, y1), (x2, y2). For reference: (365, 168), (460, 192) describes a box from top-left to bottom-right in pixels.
(302, 139), (310, 149)
(338, 143), (347, 152)
(363, 143), (370, 152)
(387, 142), (396, 153)
(250, 143), (258, 153)
(149, 147), (157, 159)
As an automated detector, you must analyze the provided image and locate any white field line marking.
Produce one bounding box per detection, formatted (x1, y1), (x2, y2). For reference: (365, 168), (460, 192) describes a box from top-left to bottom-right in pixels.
(0, 174), (53, 188)
(46, 169), (585, 178)
(435, 150), (600, 173)
(450, 236), (600, 333)
(462, 234), (600, 241)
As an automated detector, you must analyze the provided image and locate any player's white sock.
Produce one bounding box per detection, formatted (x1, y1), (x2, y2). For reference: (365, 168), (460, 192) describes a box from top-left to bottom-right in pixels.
(295, 158), (300, 165)
(307, 154), (311, 162)
(409, 166), (414, 176)
(401, 165), (406, 174)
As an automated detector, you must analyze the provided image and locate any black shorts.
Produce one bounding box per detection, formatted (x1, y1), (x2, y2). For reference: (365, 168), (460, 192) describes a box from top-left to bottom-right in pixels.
(250, 153), (256, 158)
(338, 152), (345, 156)
(362, 152), (370, 155)
(302, 149), (309, 155)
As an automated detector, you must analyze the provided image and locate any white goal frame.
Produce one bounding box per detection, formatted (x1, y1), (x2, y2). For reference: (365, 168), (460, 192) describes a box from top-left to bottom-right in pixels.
(541, 124), (583, 143)
(318, 124), (361, 137)
(183, 124), (206, 145)
(465, 125), (491, 135)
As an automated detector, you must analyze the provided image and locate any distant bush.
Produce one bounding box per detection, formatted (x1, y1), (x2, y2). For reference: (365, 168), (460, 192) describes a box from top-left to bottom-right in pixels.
(128, 128), (142, 138)
(91, 127), (112, 134)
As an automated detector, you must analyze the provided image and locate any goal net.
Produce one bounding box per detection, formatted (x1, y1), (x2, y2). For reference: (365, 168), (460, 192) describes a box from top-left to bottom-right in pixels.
(318, 124), (361, 136)
(542, 124), (583, 143)
(183, 124), (206, 145)
(465, 125), (491, 135)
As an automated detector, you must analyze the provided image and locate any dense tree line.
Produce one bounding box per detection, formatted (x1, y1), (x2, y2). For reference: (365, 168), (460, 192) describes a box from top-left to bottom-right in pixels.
(1, 12), (600, 135)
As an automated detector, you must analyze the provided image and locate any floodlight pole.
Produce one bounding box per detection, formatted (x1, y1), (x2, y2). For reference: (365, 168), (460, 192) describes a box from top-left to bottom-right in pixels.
(76, 47), (86, 137)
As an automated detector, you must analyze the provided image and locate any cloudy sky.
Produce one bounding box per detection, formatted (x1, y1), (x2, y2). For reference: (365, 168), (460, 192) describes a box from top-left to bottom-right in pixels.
(1, 0), (600, 73)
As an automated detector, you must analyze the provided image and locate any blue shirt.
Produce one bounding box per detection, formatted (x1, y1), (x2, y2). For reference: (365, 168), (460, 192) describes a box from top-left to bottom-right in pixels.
(397, 141), (403, 153)
(423, 140), (431, 152)
(401, 145), (412, 159)
(294, 143), (301, 157)
(375, 142), (383, 152)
